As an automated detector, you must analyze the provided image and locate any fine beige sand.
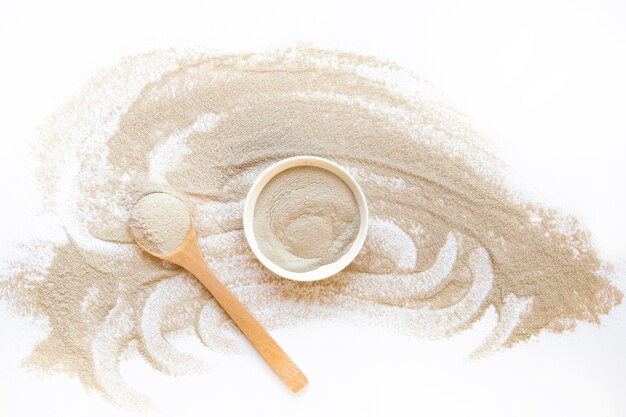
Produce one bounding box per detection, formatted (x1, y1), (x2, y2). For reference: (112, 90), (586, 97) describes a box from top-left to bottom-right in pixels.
(129, 193), (190, 255)
(0, 48), (621, 406)
(253, 166), (360, 273)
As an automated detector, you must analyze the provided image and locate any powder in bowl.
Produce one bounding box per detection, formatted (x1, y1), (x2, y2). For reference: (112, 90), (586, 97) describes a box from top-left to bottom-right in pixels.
(253, 166), (360, 273)
(129, 192), (190, 255)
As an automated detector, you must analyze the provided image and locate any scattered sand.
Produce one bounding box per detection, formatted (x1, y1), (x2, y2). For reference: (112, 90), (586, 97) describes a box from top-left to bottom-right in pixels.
(0, 48), (621, 406)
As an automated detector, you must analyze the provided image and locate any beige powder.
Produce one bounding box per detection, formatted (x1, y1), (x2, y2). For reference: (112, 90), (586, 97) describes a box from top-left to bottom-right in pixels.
(253, 166), (360, 273)
(129, 193), (190, 255)
(0, 48), (622, 407)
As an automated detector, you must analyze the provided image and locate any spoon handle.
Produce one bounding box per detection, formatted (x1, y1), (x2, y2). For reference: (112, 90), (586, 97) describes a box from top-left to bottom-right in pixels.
(185, 257), (308, 392)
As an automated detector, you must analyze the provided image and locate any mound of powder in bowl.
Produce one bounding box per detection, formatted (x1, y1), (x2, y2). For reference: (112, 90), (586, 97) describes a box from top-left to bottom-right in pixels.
(129, 193), (190, 255)
(253, 166), (360, 273)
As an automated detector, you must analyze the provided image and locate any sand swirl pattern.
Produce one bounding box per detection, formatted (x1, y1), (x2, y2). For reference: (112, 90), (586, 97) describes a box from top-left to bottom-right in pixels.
(0, 48), (621, 406)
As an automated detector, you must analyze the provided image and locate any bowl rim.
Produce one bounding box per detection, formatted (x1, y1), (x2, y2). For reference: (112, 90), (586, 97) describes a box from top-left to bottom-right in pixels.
(243, 155), (369, 282)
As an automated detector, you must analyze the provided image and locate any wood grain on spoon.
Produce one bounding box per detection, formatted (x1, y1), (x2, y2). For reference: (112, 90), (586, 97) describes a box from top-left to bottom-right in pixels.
(136, 217), (308, 393)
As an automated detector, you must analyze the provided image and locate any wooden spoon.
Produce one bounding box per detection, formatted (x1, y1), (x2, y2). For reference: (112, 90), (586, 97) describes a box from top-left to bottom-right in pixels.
(131, 196), (308, 393)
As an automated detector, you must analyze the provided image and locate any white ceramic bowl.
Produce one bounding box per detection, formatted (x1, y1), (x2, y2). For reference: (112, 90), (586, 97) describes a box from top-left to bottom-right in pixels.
(243, 156), (369, 282)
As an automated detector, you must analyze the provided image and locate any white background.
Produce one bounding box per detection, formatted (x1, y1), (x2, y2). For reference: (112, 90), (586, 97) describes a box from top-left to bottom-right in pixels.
(0, 1), (625, 416)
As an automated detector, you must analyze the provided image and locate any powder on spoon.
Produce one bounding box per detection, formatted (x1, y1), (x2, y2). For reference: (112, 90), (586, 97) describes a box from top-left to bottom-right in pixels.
(253, 166), (360, 273)
(129, 193), (190, 255)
